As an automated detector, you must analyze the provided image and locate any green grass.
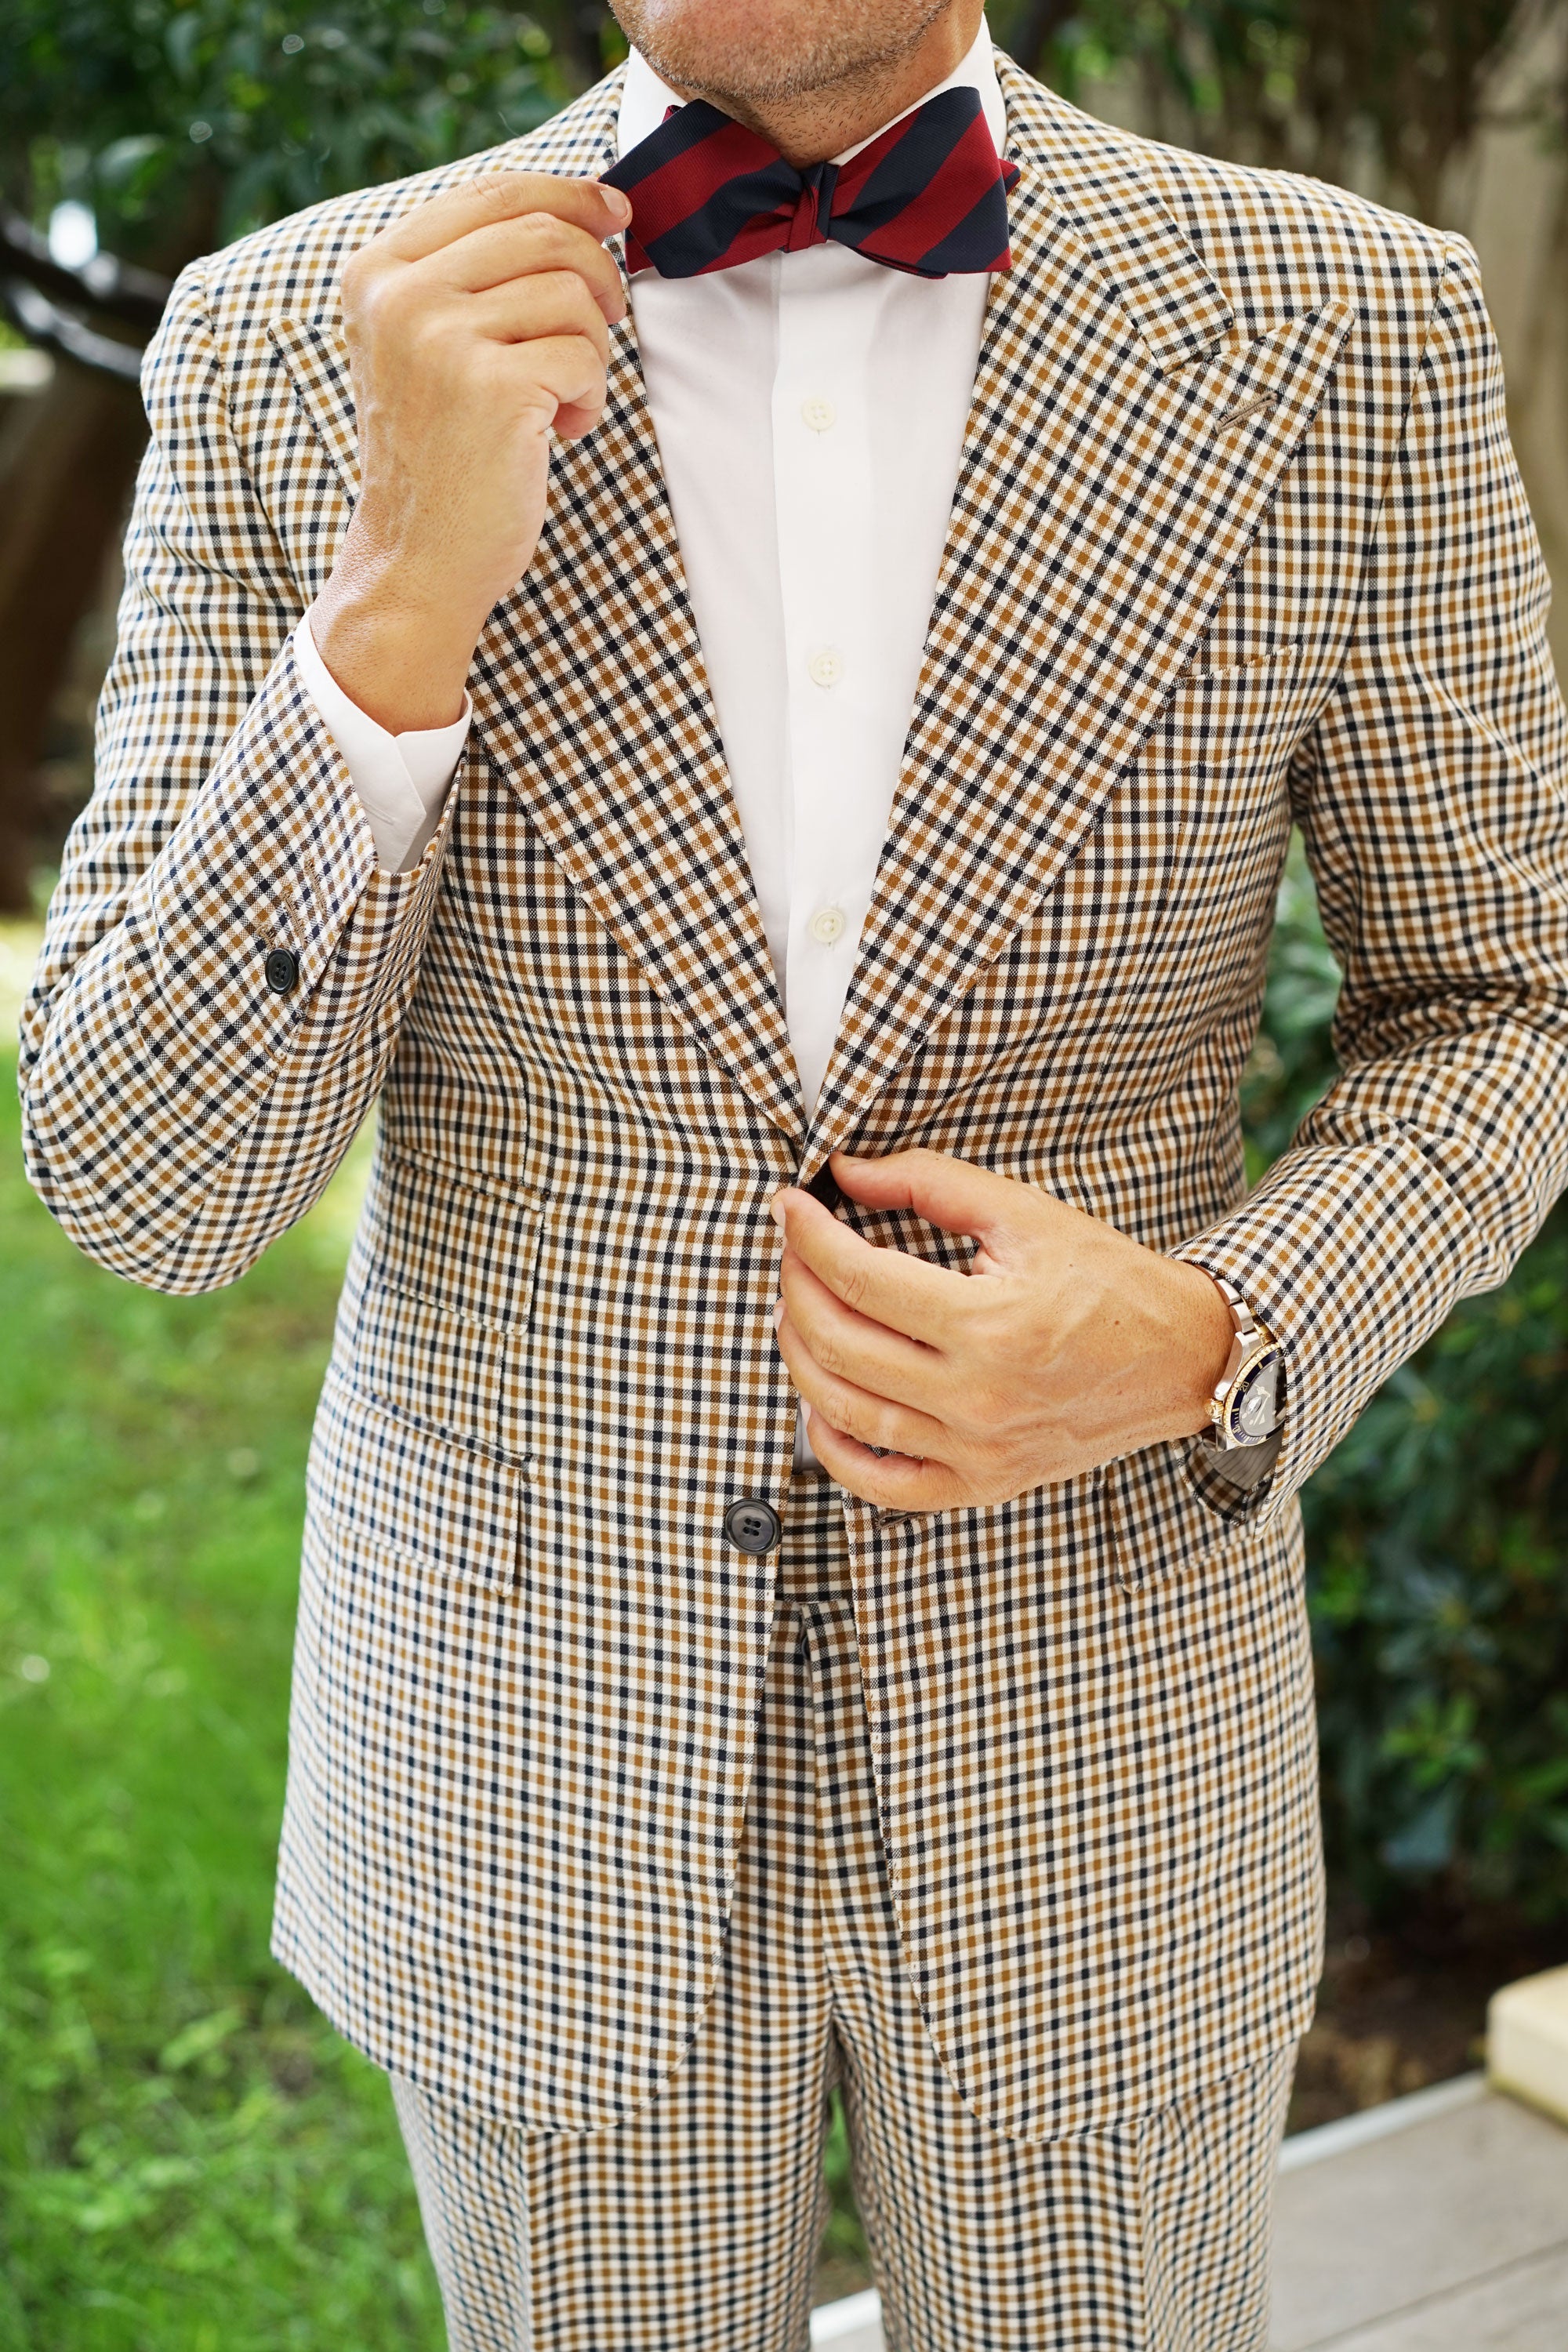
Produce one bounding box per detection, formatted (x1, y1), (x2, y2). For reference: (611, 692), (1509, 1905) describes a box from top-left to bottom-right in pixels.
(0, 929), (444, 2350)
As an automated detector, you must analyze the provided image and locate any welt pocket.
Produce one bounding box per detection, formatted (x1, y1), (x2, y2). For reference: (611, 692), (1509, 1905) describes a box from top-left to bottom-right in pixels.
(1178, 641), (1301, 684)
(1149, 643), (1308, 771)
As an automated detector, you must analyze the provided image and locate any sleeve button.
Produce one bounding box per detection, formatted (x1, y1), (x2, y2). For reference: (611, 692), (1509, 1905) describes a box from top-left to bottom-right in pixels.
(264, 947), (300, 995)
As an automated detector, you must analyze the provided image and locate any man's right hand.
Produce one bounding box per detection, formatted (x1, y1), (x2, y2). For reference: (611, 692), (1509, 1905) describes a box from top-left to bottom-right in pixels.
(310, 172), (633, 735)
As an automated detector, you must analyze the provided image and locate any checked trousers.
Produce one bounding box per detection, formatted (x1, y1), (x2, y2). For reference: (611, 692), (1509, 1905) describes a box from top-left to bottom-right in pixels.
(391, 1476), (1295, 2351)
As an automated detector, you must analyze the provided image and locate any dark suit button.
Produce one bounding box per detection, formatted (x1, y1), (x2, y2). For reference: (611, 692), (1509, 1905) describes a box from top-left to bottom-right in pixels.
(264, 948), (299, 995)
(805, 1164), (841, 1213)
(723, 1497), (782, 1556)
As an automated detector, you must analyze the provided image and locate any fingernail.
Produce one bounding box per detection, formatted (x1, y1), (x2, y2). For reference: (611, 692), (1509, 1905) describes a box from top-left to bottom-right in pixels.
(597, 183), (633, 223)
(771, 1300), (784, 1329)
(770, 1197), (788, 1229)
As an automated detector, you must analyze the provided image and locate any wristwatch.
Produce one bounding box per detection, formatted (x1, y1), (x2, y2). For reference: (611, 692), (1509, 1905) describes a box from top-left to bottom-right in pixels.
(1202, 1272), (1284, 1450)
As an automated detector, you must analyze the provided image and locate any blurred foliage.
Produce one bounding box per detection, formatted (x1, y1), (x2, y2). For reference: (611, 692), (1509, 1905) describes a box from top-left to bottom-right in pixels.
(991, 0), (1548, 219)
(0, 0), (626, 263)
(1250, 851), (1568, 1926)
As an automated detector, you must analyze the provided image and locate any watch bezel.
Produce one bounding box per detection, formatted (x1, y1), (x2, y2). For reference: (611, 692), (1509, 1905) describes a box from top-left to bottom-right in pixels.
(1221, 1343), (1283, 1446)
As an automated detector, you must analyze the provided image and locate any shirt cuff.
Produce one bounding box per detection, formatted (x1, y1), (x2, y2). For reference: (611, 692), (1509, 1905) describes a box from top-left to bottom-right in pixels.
(293, 604), (470, 873)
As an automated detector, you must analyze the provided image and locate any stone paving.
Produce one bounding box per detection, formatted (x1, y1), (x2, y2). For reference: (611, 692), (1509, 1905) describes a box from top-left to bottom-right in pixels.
(808, 2074), (1568, 2351)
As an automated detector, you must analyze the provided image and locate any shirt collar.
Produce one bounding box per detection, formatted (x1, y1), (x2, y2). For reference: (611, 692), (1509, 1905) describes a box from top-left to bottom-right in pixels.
(615, 19), (1005, 166)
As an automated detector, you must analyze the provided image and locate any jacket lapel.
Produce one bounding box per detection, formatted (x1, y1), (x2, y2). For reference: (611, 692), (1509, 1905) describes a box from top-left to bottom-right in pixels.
(467, 310), (804, 1142)
(267, 74), (804, 1143)
(805, 60), (1354, 1166)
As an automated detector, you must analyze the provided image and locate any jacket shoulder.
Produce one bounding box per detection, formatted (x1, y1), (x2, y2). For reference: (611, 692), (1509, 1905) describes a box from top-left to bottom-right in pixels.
(1001, 54), (1455, 346)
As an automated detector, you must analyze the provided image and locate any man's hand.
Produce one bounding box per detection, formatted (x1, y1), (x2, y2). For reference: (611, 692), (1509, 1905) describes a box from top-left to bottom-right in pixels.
(771, 1149), (1236, 1511)
(311, 172), (633, 735)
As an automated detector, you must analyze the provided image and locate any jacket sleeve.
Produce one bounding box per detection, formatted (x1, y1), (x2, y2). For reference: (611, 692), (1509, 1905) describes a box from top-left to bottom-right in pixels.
(18, 262), (458, 1293)
(1177, 235), (1568, 1521)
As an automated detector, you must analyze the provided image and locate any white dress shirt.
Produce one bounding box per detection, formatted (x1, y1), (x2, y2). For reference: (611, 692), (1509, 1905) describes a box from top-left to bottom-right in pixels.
(299, 22), (1005, 1116)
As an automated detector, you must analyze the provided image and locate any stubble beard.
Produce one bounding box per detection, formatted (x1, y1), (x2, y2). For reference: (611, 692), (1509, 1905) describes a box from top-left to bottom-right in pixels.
(615, 0), (956, 113)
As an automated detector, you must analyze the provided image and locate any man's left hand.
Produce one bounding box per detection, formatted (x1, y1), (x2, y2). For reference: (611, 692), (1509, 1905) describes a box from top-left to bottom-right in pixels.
(771, 1149), (1235, 1511)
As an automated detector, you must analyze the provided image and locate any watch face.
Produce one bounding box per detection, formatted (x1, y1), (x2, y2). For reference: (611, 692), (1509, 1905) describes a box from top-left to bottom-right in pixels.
(1228, 1349), (1283, 1444)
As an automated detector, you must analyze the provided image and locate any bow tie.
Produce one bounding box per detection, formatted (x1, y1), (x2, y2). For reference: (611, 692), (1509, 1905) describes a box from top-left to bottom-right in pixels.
(603, 82), (1019, 282)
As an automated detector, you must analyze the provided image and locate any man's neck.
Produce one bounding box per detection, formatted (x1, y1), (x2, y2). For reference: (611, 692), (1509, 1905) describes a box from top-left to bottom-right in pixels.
(652, 0), (988, 168)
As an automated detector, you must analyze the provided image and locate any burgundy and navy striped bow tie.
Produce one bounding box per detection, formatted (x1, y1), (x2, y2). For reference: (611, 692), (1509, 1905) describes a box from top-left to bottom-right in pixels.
(603, 83), (1019, 281)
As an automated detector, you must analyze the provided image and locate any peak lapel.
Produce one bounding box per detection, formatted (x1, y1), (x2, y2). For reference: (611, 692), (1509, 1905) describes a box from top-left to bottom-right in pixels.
(807, 60), (1354, 1165)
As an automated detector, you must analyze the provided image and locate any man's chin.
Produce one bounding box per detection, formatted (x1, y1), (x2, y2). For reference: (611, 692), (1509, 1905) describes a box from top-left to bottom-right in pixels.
(612, 0), (946, 110)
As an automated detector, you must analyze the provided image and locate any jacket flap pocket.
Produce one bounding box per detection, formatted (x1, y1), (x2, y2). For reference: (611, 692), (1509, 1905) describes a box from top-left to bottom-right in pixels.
(309, 1367), (525, 1594)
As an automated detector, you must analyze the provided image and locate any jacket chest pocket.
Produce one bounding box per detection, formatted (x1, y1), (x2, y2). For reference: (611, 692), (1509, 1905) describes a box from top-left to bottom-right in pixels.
(347, 1146), (545, 1467)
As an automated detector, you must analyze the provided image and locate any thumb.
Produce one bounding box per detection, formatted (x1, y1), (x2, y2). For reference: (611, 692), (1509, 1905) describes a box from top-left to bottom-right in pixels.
(831, 1149), (1030, 1253)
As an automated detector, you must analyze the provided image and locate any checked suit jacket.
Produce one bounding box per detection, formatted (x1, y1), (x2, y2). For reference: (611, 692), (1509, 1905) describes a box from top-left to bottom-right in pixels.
(21, 54), (1568, 2139)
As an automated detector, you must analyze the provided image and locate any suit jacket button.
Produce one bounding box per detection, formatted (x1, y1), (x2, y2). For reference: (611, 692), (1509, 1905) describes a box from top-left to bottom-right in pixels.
(723, 1497), (782, 1556)
(264, 948), (300, 994)
(804, 1164), (841, 1213)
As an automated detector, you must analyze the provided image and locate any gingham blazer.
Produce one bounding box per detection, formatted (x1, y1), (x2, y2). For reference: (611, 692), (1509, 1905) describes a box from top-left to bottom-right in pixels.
(22, 56), (1568, 2138)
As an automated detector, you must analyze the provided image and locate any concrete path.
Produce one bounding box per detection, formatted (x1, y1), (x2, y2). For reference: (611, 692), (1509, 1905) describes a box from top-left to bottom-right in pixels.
(809, 2074), (1568, 2350)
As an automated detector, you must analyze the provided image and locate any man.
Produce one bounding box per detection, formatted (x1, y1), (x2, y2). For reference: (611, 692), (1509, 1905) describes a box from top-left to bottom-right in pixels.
(19, 0), (1568, 2341)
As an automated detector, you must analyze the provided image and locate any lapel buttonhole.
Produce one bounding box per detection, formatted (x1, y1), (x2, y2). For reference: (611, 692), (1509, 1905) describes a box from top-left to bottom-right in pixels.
(1218, 389), (1281, 430)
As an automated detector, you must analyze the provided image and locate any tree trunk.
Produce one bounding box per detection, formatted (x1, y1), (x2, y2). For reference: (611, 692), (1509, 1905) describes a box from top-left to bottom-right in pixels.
(0, 357), (147, 912)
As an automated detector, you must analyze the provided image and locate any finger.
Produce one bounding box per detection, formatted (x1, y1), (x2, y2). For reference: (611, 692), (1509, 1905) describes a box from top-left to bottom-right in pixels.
(379, 171), (630, 264)
(771, 1188), (962, 1345)
(800, 1407), (965, 1513)
(831, 1148), (1040, 1249)
(496, 334), (608, 433)
(471, 270), (612, 364)
(430, 212), (627, 316)
(778, 1250), (944, 1414)
(775, 1306), (949, 1461)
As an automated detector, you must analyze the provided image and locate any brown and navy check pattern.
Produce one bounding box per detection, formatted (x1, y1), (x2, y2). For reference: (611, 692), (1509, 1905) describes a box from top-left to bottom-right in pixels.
(603, 83), (1019, 279)
(392, 1479), (1296, 2352)
(20, 53), (1568, 2140)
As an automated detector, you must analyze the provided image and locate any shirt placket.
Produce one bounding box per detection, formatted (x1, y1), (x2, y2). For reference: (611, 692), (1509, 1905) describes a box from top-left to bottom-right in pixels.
(771, 260), (877, 1114)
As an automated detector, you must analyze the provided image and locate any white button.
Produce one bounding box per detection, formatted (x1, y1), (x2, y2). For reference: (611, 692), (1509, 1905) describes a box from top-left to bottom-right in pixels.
(808, 648), (844, 688)
(800, 395), (837, 433)
(808, 906), (847, 946)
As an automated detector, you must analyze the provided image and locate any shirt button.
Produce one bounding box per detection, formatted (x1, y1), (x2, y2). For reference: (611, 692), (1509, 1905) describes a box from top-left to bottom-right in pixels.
(808, 906), (846, 946)
(800, 395), (837, 432)
(264, 947), (300, 994)
(808, 648), (844, 688)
